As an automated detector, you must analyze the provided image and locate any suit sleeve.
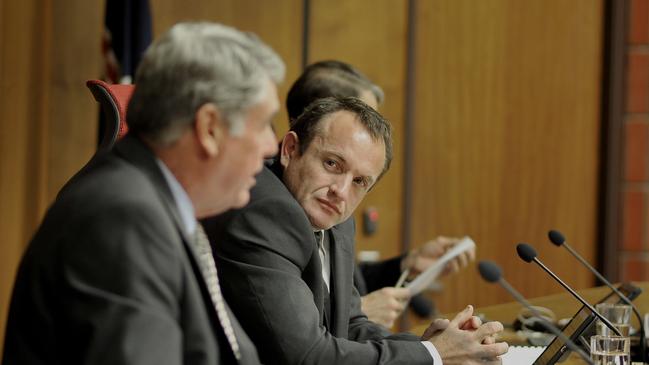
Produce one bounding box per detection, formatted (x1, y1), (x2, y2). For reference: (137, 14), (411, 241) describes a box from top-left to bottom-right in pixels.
(207, 194), (432, 365)
(358, 255), (405, 293)
(340, 220), (423, 344)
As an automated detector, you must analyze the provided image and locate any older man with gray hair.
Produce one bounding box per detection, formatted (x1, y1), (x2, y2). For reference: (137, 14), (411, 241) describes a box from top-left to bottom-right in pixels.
(3, 22), (283, 365)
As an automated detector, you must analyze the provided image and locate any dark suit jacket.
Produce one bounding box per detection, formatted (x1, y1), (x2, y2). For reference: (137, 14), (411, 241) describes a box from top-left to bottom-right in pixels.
(201, 160), (432, 365)
(3, 135), (260, 365)
(355, 256), (404, 295)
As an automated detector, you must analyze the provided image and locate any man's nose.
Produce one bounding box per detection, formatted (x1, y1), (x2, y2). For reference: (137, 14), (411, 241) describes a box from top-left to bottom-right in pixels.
(330, 174), (352, 199)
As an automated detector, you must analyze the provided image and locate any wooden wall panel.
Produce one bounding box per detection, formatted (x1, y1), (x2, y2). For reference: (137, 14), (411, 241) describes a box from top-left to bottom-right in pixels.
(48, 2), (104, 199)
(151, 0), (303, 136)
(0, 1), (44, 353)
(309, 0), (409, 260)
(0, 0), (301, 351)
(0, 0), (103, 354)
(410, 0), (603, 316)
(0, 0), (610, 349)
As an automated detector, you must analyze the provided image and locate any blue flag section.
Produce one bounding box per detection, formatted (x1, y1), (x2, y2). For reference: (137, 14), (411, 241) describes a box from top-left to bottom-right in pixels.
(103, 0), (152, 84)
(99, 0), (152, 144)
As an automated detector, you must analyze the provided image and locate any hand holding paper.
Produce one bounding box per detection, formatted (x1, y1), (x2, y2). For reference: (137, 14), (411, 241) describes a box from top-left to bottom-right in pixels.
(403, 236), (476, 296)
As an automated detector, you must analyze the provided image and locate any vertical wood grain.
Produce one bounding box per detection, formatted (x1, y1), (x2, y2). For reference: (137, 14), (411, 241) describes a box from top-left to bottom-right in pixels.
(309, 0), (409, 260)
(151, 0), (303, 136)
(0, 0), (103, 354)
(410, 0), (603, 316)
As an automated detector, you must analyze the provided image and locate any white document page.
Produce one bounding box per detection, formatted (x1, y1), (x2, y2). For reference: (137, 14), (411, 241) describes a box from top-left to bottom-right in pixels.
(405, 236), (476, 296)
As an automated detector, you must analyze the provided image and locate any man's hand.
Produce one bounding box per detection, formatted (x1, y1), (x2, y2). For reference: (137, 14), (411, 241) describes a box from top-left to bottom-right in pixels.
(360, 287), (411, 328)
(423, 305), (508, 365)
(402, 236), (476, 278)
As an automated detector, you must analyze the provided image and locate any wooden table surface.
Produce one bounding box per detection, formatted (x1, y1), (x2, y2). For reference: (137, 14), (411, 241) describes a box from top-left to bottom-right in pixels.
(410, 282), (649, 364)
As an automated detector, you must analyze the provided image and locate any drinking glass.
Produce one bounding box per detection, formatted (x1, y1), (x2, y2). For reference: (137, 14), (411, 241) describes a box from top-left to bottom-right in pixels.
(590, 335), (630, 365)
(595, 303), (632, 337)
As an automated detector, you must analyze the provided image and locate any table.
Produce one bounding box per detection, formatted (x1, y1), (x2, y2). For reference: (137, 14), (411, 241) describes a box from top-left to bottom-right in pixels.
(410, 282), (649, 364)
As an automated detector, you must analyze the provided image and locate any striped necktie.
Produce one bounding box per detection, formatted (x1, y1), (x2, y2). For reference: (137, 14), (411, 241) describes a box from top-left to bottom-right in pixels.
(194, 223), (241, 360)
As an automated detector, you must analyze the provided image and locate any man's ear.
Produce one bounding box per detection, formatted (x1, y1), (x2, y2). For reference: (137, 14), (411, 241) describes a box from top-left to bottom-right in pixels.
(280, 131), (299, 168)
(194, 103), (224, 157)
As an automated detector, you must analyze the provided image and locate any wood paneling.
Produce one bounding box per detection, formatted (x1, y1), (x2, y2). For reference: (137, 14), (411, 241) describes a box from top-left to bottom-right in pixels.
(0, 0), (103, 354)
(0, 1), (43, 354)
(0, 0), (302, 351)
(48, 2), (104, 198)
(0, 0), (609, 350)
(409, 0), (604, 316)
(309, 0), (409, 260)
(151, 0), (303, 136)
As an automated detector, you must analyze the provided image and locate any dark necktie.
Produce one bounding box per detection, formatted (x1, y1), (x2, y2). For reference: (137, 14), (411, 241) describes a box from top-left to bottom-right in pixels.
(194, 223), (241, 360)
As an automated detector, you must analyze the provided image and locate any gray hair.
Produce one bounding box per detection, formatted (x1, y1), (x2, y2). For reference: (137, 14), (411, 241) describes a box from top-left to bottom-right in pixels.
(127, 21), (285, 145)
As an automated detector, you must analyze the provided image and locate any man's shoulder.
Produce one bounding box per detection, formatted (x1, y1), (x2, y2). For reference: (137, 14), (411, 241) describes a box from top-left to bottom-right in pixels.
(60, 154), (160, 212)
(233, 164), (305, 219)
(202, 164), (315, 265)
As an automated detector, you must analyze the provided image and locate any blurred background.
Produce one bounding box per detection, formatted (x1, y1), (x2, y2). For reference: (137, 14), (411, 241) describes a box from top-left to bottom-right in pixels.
(1, 0), (647, 349)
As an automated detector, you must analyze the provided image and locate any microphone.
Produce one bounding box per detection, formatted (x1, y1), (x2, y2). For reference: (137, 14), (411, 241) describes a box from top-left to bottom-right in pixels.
(478, 261), (593, 365)
(516, 243), (622, 336)
(410, 294), (434, 318)
(548, 229), (645, 363)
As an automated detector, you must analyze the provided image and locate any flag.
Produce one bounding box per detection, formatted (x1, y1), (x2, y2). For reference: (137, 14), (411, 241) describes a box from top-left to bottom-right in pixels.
(99, 0), (152, 143)
(102, 0), (152, 84)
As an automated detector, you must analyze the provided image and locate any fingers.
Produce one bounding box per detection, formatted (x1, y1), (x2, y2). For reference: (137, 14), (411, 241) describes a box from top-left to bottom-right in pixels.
(479, 356), (504, 365)
(361, 288), (409, 327)
(421, 318), (450, 339)
(482, 335), (496, 345)
(460, 315), (482, 330)
(449, 305), (474, 328)
(475, 321), (504, 341)
(477, 341), (509, 359)
(457, 250), (470, 268)
(467, 245), (476, 261)
(385, 287), (412, 301)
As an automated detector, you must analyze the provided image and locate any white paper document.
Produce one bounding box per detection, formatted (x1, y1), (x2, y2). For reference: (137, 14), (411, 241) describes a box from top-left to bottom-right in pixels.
(501, 346), (545, 365)
(405, 236), (476, 296)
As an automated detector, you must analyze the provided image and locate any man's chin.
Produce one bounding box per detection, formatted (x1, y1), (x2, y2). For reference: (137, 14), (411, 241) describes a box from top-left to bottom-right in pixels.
(307, 215), (336, 231)
(231, 190), (251, 209)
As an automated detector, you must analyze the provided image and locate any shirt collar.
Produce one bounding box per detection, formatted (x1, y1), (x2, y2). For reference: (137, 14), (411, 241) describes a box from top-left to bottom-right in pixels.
(155, 158), (196, 235)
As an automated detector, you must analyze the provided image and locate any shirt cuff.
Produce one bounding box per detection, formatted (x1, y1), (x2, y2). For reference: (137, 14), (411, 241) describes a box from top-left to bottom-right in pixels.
(420, 341), (443, 365)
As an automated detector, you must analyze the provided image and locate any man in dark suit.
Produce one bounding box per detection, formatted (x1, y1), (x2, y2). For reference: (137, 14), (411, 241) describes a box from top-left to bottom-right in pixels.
(286, 60), (475, 328)
(202, 97), (507, 364)
(3, 22), (284, 365)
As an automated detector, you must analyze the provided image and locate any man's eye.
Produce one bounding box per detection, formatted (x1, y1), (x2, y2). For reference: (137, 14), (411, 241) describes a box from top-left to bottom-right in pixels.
(324, 160), (337, 168)
(353, 177), (368, 188)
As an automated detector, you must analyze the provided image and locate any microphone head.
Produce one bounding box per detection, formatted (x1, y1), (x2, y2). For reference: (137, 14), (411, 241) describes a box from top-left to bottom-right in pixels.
(410, 294), (435, 318)
(516, 243), (538, 263)
(478, 260), (502, 283)
(548, 230), (565, 246)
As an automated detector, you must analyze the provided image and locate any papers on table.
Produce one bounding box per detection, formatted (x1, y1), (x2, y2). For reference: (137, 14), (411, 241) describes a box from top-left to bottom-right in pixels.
(501, 346), (545, 365)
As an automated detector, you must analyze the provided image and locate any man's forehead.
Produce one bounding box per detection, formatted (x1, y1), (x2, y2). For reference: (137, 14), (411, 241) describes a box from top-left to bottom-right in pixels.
(312, 112), (385, 177)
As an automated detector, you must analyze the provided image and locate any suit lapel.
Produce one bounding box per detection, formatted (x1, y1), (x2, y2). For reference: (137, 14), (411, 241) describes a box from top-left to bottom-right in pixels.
(113, 136), (217, 318)
(327, 225), (355, 336)
(113, 135), (256, 363)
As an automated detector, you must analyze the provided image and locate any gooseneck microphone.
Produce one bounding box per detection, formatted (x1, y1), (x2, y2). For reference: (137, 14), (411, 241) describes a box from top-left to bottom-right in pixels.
(548, 229), (645, 363)
(478, 261), (593, 364)
(516, 243), (622, 336)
